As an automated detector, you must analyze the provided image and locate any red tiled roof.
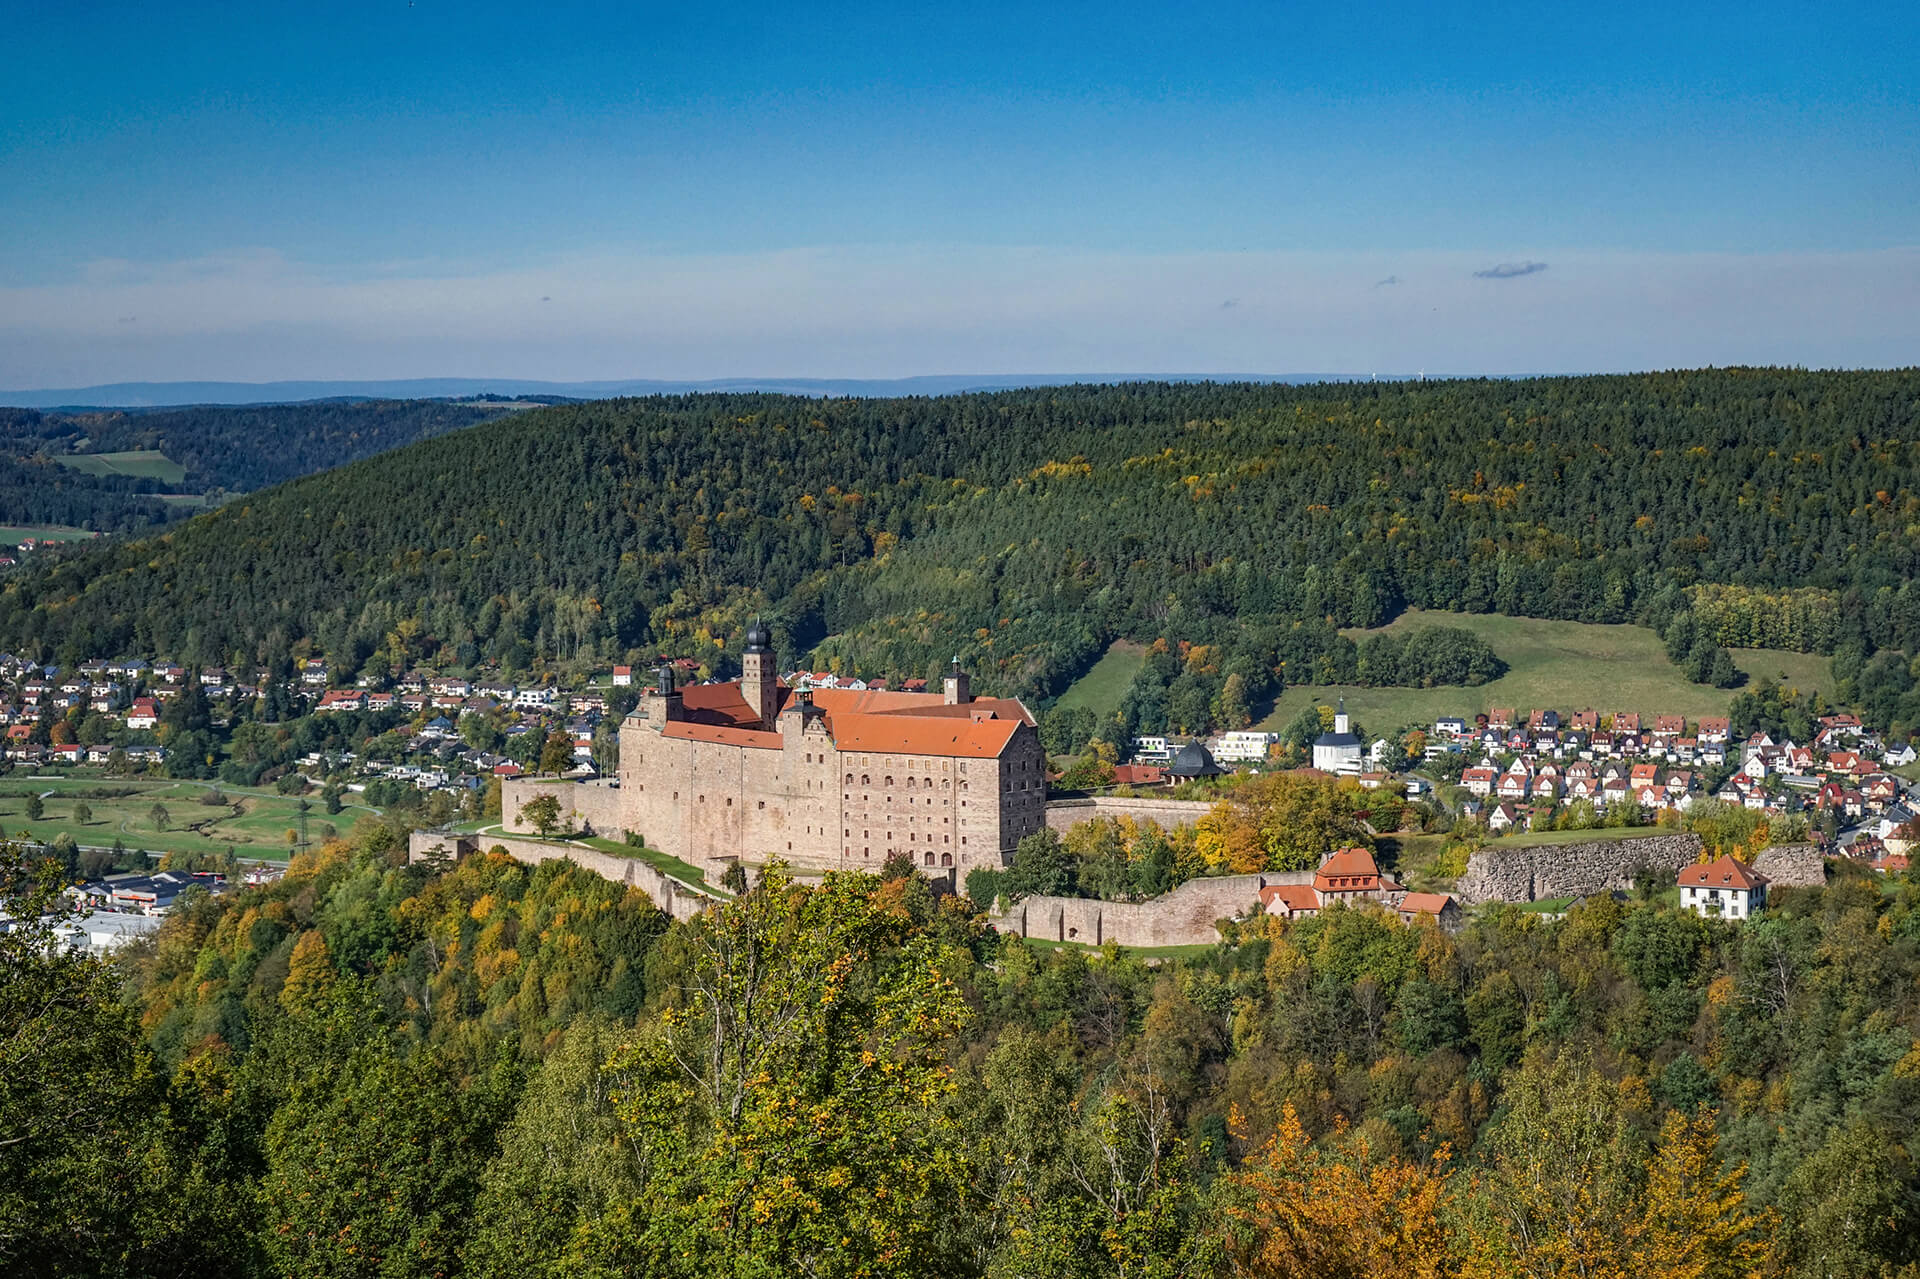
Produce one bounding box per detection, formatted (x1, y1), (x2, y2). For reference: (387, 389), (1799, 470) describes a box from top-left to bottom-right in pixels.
(1260, 884), (1321, 913)
(829, 712), (1022, 758)
(663, 721), (784, 750)
(1678, 855), (1769, 891)
(1397, 892), (1454, 916)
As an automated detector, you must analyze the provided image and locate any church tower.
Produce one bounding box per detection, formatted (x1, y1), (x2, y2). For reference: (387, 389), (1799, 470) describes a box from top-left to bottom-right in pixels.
(741, 620), (780, 728)
(1334, 698), (1349, 736)
(943, 657), (971, 706)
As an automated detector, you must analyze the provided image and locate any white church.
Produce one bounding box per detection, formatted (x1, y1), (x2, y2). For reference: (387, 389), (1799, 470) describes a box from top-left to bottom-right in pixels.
(1312, 699), (1364, 775)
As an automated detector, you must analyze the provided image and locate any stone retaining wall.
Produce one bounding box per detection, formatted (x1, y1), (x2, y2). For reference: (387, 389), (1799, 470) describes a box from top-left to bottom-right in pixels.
(988, 870), (1314, 948)
(407, 830), (714, 921)
(1044, 796), (1216, 834)
(500, 777), (627, 839)
(1456, 833), (1830, 905)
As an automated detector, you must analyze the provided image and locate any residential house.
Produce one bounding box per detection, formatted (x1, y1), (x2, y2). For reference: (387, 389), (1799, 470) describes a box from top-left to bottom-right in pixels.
(1679, 855), (1769, 921)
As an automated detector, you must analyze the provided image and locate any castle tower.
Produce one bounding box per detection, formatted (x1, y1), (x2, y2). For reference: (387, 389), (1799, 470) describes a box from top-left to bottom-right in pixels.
(943, 657), (971, 706)
(638, 661), (682, 732)
(741, 619), (780, 728)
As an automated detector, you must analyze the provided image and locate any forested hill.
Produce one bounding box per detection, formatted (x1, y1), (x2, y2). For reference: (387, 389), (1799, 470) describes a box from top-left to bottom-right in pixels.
(2, 370), (1918, 700)
(1, 398), (514, 495)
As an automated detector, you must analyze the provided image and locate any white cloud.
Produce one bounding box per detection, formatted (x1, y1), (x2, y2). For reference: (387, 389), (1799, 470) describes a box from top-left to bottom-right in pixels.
(1, 243), (1917, 386)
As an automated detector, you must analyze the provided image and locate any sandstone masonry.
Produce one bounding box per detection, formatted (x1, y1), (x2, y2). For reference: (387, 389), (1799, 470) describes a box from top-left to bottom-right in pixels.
(1455, 833), (1829, 905)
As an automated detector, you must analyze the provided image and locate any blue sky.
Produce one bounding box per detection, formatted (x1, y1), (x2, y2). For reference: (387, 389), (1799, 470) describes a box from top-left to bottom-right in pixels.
(2, 0), (1916, 385)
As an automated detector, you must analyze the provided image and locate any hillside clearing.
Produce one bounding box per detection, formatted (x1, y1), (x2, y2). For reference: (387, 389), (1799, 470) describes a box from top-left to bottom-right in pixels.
(56, 449), (188, 484)
(1258, 609), (1833, 733)
(1053, 640), (1148, 717)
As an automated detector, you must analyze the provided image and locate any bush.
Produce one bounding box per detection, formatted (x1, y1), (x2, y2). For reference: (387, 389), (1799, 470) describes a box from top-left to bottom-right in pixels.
(965, 867), (1005, 911)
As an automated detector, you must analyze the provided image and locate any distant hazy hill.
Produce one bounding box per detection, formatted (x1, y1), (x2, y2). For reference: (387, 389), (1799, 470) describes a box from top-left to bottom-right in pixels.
(0, 372), (1381, 410)
(2, 371), (1916, 711)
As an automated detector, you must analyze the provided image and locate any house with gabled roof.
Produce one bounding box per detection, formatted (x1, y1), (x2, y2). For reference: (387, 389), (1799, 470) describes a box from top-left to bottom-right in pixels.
(1679, 855), (1769, 921)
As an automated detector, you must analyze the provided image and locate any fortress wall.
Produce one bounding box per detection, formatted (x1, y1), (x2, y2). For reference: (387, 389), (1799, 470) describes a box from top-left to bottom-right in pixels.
(989, 869), (1315, 948)
(1455, 833), (1830, 905)
(1753, 844), (1828, 888)
(407, 830), (713, 921)
(501, 777), (627, 838)
(1044, 796), (1217, 834)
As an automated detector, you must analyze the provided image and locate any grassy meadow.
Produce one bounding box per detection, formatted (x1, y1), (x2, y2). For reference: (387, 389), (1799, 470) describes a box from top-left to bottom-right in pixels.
(1052, 640), (1147, 717)
(0, 525), (102, 543)
(1258, 609), (1834, 733)
(56, 449), (189, 484)
(0, 775), (376, 858)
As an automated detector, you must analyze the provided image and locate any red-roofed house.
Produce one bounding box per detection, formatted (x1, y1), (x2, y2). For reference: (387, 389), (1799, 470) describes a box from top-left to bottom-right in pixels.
(1260, 883), (1321, 920)
(1396, 892), (1462, 929)
(1678, 855), (1770, 920)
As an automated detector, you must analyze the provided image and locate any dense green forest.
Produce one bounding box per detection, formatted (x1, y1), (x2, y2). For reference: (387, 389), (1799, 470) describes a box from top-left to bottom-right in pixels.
(4, 370), (1919, 722)
(8, 826), (1920, 1277)
(0, 400), (509, 531)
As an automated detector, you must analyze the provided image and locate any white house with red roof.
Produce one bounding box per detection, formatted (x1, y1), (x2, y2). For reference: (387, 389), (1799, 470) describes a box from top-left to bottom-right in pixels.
(1679, 855), (1769, 921)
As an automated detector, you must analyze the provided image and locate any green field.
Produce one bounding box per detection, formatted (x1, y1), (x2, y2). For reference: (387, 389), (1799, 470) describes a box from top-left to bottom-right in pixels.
(56, 449), (188, 484)
(1053, 640), (1147, 717)
(460, 825), (723, 897)
(0, 524), (101, 544)
(1258, 609), (1834, 734)
(0, 776), (376, 857)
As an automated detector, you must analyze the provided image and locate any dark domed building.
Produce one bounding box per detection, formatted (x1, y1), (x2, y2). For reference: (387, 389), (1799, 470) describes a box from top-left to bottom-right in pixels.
(1168, 741), (1226, 780)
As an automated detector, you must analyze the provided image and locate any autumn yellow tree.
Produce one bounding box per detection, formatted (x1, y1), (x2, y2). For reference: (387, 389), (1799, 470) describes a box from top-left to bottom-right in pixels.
(1224, 1104), (1454, 1279)
(1622, 1111), (1775, 1279)
(279, 929), (335, 1011)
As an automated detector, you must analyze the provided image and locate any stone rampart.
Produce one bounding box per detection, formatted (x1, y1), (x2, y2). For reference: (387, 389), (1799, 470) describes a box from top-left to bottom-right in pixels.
(501, 777), (627, 839)
(988, 870), (1314, 948)
(1753, 844), (1828, 888)
(1044, 796), (1216, 834)
(407, 830), (714, 921)
(1456, 833), (1830, 904)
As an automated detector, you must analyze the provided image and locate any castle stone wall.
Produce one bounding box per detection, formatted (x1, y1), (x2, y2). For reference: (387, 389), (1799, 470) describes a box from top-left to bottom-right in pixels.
(988, 869), (1315, 948)
(1455, 833), (1830, 904)
(1044, 796), (1216, 834)
(407, 830), (715, 921)
(502, 777), (628, 839)
(1753, 844), (1828, 888)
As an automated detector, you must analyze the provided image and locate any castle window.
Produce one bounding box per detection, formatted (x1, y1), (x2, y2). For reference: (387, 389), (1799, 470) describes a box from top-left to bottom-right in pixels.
(726, 797), (732, 806)
(924, 852), (934, 866)
(885, 776), (894, 786)
(941, 853), (953, 867)
(673, 791), (678, 800)
(758, 801), (765, 810)
(845, 773), (853, 784)
(861, 774), (870, 785)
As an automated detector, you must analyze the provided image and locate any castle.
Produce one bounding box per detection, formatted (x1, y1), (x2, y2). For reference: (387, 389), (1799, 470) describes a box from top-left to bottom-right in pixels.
(505, 622), (1048, 883)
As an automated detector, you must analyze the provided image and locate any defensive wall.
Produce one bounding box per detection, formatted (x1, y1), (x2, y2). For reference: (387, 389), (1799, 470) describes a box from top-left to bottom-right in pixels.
(1044, 796), (1216, 834)
(988, 870), (1315, 948)
(1454, 833), (1828, 905)
(500, 777), (627, 839)
(407, 829), (714, 921)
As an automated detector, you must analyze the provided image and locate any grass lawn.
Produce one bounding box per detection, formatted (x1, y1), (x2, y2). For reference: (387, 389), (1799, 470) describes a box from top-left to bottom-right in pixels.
(56, 450), (188, 484)
(1258, 609), (1832, 733)
(0, 775), (375, 857)
(1017, 935), (1219, 962)
(460, 825), (725, 897)
(0, 524), (101, 543)
(1053, 640), (1147, 717)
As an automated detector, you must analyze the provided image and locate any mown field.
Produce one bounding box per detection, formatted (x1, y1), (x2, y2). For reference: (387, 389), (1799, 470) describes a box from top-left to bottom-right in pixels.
(1258, 609), (1834, 733)
(0, 775), (376, 857)
(55, 449), (189, 484)
(1051, 640), (1147, 717)
(0, 524), (102, 543)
